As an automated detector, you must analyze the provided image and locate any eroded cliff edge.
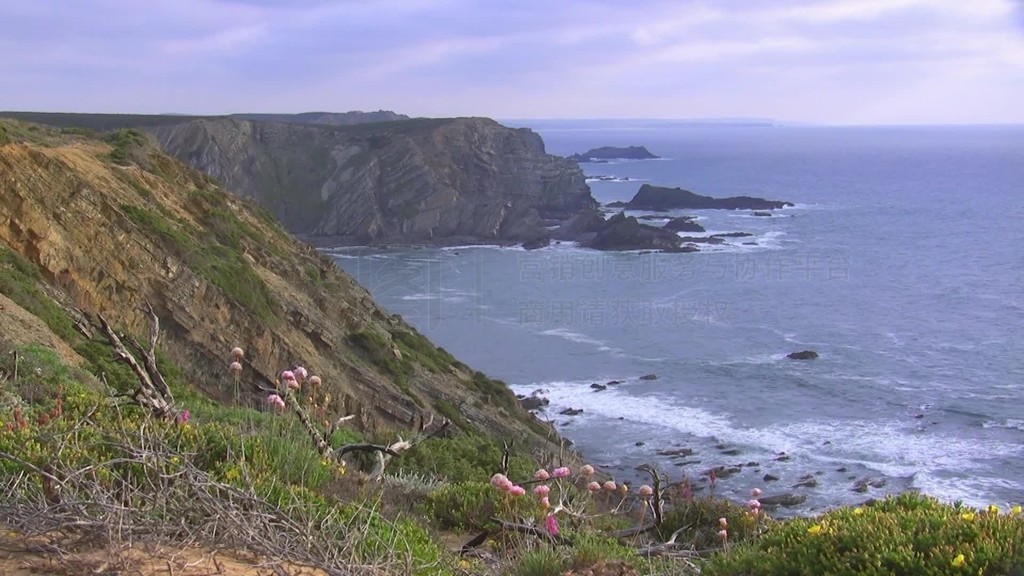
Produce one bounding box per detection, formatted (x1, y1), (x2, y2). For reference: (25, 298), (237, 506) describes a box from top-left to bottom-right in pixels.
(0, 120), (557, 450)
(148, 117), (597, 245)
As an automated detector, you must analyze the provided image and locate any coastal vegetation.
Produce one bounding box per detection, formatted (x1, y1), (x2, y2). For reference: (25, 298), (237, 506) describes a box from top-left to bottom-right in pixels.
(3, 337), (1024, 574)
(2, 117), (1023, 574)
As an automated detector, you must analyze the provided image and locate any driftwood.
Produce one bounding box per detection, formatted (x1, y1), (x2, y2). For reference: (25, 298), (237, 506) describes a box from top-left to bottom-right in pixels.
(278, 383), (450, 480)
(493, 518), (574, 546)
(96, 303), (176, 419)
(640, 463), (666, 527)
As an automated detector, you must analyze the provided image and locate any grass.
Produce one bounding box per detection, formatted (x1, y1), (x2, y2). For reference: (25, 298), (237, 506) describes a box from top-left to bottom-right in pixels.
(0, 245), (79, 342)
(119, 203), (280, 324)
(5, 340), (1024, 576)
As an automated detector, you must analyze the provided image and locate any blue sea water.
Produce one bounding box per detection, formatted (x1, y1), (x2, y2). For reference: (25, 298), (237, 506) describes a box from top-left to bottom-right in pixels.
(329, 121), (1024, 515)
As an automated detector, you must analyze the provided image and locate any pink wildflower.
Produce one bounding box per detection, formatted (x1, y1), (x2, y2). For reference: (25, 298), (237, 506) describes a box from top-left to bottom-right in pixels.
(287, 378), (300, 390)
(175, 410), (190, 425)
(603, 480), (617, 492)
(534, 469), (550, 481)
(751, 488), (763, 498)
(490, 473), (508, 487)
(545, 514), (559, 536)
(580, 464), (595, 476)
(229, 361), (242, 374)
(230, 347), (244, 360)
(747, 499), (762, 510)
(587, 481), (602, 493)
(540, 496), (551, 509)
(509, 485), (526, 497)
(639, 485), (654, 500)
(309, 375), (322, 387)
(719, 517), (728, 529)
(266, 394), (286, 410)
(718, 529), (728, 541)
(281, 370), (295, 382)
(552, 466), (571, 479)
(293, 366), (308, 381)
(534, 485), (551, 497)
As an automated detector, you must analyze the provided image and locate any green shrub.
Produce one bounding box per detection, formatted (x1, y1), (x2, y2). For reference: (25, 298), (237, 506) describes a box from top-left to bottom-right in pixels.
(0, 343), (94, 407)
(658, 495), (766, 552)
(511, 545), (569, 576)
(567, 533), (637, 571)
(705, 493), (1024, 576)
(390, 432), (536, 483)
(349, 329), (411, 391)
(104, 128), (151, 166)
(425, 480), (539, 531)
(119, 204), (279, 324)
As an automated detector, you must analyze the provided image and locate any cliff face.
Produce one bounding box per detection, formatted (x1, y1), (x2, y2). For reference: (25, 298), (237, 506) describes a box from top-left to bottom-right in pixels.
(0, 120), (555, 449)
(148, 117), (595, 243)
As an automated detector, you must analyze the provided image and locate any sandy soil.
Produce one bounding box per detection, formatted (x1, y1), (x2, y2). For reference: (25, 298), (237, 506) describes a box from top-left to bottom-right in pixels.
(0, 526), (332, 576)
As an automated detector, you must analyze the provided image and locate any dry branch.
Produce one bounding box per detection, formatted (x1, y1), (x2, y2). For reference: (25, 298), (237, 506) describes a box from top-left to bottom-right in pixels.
(96, 308), (175, 419)
(491, 518), (574, 546)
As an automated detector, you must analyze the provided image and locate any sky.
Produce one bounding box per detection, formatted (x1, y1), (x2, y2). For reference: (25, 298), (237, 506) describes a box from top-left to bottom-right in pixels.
(2, 0), (1024, 124)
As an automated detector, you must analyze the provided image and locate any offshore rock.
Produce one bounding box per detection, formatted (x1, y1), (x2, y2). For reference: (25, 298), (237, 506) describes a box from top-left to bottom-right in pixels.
(608, 184), (793, 211)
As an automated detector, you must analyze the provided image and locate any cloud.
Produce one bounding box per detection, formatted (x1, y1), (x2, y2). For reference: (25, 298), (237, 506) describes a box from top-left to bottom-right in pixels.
(1, 0), (1023, 123)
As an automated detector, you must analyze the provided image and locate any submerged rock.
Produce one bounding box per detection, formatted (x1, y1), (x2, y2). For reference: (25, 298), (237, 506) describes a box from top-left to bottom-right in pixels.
(787, 350), (819, 360)
(759, 493), (808, 509)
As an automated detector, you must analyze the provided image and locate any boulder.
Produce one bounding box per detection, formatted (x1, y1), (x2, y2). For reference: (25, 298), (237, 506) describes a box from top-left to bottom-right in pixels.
(759, 493), (807, 509)
(787, 350), (819, 360)
(639, 373), (658, 380)
(522, 236), (551, 250)
(583, 213), (688, 252)
(519, 396), (549, 411)
(663, 216), (706, 233)
(559, 407), (584, 416)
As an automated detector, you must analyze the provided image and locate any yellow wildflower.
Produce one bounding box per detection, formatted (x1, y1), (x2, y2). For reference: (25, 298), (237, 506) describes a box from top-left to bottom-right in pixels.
(960, 512), (975, 521)
(853, 507), (865, 515)
(951, 553), (966, 568)
(807, 524), (822, 535)
(1011, 505), (1022, 515)
(987, 504), (999, 515)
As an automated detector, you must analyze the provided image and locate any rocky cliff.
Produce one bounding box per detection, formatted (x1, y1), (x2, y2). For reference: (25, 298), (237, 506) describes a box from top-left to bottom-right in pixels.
(147, 117), (596, 244)
(0, 119), (556, 450)
(231, 111), (410, 126)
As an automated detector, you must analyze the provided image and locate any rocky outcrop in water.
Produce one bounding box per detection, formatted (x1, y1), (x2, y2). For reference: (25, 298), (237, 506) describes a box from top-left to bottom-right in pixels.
(663, 216), (706, 233)
(551, 211), (692, 252)
(607, 184), (793, 211)
(787, 350), (819, 360)
(569, 145), (659, 162)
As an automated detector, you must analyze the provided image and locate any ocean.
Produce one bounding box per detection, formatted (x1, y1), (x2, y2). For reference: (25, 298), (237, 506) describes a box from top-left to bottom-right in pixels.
(328, 121), (1024, 515)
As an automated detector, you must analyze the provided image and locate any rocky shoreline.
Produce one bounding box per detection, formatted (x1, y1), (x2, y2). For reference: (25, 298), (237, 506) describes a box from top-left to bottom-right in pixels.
(515, 364), (905, 519)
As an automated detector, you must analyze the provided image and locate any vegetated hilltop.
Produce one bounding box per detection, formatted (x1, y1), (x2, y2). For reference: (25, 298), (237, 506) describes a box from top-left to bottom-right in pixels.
(231, 110), (410, 126)
(0, 119), (554, 447)
(0, 109), (409, 132)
